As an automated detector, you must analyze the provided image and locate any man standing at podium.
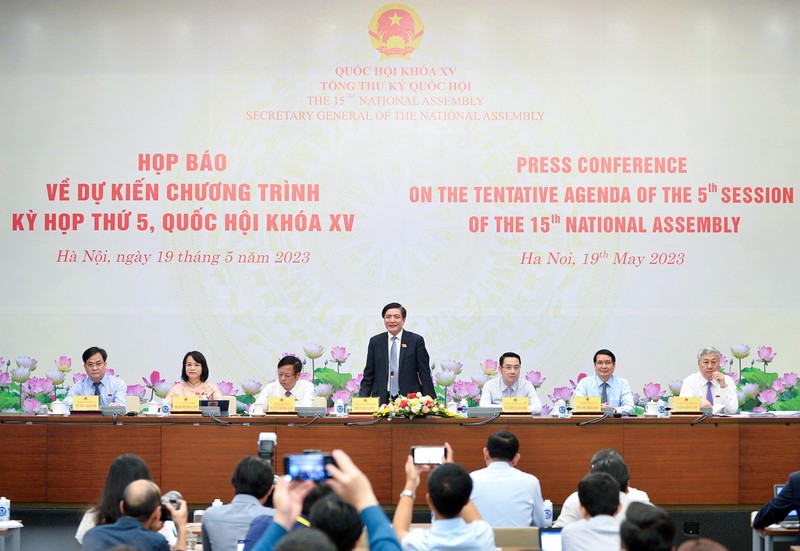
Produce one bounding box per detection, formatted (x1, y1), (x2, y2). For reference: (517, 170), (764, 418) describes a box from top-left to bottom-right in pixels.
(359, 302), (435, 405)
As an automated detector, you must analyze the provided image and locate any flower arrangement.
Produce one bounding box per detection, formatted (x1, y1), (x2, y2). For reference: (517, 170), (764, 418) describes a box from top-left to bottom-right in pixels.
(373, 392), (461, 420)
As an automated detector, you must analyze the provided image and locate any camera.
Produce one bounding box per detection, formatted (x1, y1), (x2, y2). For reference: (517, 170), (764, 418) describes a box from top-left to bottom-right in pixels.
(160, 490), (183, 521)
(411, 445), (447, 465)
(258, 432), (277, 462)
(284, 452), (336, 481)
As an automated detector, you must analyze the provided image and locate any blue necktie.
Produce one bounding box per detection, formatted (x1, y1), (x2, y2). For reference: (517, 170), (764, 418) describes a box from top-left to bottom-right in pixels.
(389, 337), (399, 396)
(93, 381), (102, 396)
(706, 381), (714, 405)
(601, 383), (608, 404)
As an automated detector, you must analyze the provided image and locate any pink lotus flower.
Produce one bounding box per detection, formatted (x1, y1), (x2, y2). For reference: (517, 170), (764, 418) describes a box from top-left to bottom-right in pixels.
(741, 382), (760, 398)
(757, 346), (777, 363)
(22, 397), (41, 414)
(216, 381), (236, 396)
(471, 373), (492, 389)
(73, 372), (88, 384)
(730, 344), (750, 359)
(526, 371), (546, 389)
(439, 360), (463, 374)
(142, 371), (165, 389)
(0, 372), (11, 387)
(449, 380), (479, 401)
(16, 356), (38, 371)
(24, 376), (54, 396)
(632, 392), (644, 406)
(718, 354), (730, 370)
(299, 372), (312, 382)
(331, 389), (352, 404)
(241, 379), (263, 397)
(434, 370), (457, 388)
(345, 374), (363, 394)
(668, 379), (683, 395)
(54, 356), (72, 372)
(331, 347), (350, 363)
(642, 382), (666, 401)
(727, 371), (740, 385)
(541, 404), (553, 416)
(772, 378), (786, 392)
(46, 369), (67, 386)
(315, 383), (333, 397)
(782, 372), (799, 389)
(10, 366), (31, 384)
(153, 381), (173, 399)
(303, 343), (324, 360)
(569, 373), (587, 389)
(480, 359), (498, 376)
(126, 384), (147, 399)
(757, 388), (778, 406)
(548, 386), (574, 403)
(752, 406), (767, 413)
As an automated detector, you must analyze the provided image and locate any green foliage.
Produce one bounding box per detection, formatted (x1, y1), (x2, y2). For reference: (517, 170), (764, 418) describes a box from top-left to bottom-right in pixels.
(772, 396), (800, 411)
(740, 367), (778, 389)
(313, 367), (352, 391)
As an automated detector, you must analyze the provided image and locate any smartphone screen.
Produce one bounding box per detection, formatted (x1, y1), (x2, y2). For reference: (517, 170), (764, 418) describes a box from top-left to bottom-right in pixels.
(412, 445), (447, 464)
(284, 453), (335, 481)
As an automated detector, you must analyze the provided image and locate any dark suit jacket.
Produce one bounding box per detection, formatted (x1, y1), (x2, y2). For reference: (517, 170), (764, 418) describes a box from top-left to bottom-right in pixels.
(753, 470), (800, 543)
(358, 330), (435, 405)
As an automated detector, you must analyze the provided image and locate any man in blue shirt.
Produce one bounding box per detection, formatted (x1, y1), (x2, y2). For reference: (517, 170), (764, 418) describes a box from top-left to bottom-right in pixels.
(63, 346), (127, 410)
(574, 349), (634, 415)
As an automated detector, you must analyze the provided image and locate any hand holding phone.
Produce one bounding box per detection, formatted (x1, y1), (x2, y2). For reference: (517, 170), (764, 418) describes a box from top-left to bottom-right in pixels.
(284, 453), (336, 481)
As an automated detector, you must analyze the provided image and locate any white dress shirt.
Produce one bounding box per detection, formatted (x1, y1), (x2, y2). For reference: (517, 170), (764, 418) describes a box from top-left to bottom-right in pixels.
(255, 379), (315, 408)
(479, 377), (543, 414)
(679, 371), (738, 414)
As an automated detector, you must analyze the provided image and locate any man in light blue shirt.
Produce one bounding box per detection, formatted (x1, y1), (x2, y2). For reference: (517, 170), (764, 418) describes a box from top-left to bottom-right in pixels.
(470, 431), (546, 527)
(63, 346), (127, 410)
(574, 349), (634, 415)
(479, 352), (542, 414)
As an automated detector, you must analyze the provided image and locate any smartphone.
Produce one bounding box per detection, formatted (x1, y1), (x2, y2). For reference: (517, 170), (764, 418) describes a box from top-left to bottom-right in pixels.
(284, 453), (336, 481)
(411, 445), (447, 465)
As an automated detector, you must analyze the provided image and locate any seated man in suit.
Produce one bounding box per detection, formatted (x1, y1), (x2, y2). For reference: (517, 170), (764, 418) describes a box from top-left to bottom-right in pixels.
(573, 349), (634, 415)
(679, 347), (738, 414)
(753, 470), (800, 545)
(255, 355), (315, 408)
(358, 302), (435, 405)
(479, 352), (542, 414)
(63, 346), (127, 410)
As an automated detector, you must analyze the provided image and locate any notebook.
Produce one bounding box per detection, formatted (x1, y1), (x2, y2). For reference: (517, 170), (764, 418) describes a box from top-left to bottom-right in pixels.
(539, 527), (562, 551)
(774, 484), (800, 527)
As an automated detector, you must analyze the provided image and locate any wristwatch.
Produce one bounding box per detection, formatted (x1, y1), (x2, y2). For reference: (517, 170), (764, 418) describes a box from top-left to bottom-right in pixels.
(399, 490), (416, 500)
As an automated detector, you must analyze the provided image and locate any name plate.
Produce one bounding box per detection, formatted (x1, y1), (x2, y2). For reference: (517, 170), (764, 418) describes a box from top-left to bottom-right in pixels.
(573, 396), (602, 413)
(72, 395), (100, 411)
(172, 396), (200, 412)
(671, 396), (701, 413)
(501, 397), (528, 413)
(268, 397), (296, 413)
(351, 397), (379, 413)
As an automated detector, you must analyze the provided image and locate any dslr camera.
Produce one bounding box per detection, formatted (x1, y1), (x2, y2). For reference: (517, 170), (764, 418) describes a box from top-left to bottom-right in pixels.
(160, 490), (183, 521)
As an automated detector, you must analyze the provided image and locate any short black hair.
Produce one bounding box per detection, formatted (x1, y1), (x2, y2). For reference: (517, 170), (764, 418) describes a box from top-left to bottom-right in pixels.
(427, 463), (472, 518)
(274, 527), (337, 551)
(577, 471), (620, 517)
(593, 349), (616, 364)
(181, 351), (209, 382)
(381, 302), (407, 319)
(309, 494), (363, 551)
(592, 458), (630, 492)
(231, 456), (274, 499)
(498, 352), (521, 367)
(621, 502), (675, 551)
(486, 430), (519, 461)
(302, 482), (334, 517)
(590, 448), (623, 466)
(83, 347), (107, 363)
(277, 355), (303, 375)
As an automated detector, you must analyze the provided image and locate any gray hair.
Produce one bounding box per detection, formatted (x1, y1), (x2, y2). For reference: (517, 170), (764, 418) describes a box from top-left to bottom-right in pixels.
(697, 347), (721, 360)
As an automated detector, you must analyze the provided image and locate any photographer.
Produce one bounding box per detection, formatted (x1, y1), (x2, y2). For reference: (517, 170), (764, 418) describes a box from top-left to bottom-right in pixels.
(83, 479), (188, 551)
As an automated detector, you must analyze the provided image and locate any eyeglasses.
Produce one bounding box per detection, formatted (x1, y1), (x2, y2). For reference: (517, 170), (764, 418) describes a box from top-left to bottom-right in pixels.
(85, 361), (105, 368)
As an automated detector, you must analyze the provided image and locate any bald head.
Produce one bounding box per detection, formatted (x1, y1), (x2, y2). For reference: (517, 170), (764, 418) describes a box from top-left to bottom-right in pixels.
(122, 479), (161, 522)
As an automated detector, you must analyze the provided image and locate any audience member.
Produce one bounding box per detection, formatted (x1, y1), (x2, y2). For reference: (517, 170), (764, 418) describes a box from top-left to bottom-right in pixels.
(202, 456), (276, 551)
(574, 349), (635, 414)
(470, 430), (546, 526)
(555, 449), (650, 527)
(679, 347), (738, 414)
(561, 472), (621, 551)
(165, 350), (222, 403)
(394, 444), (494, 551)
(753, 469), (800, 544)
(478, 352), (543, 413)
(273, 527), (336, 551)
(621, 502), (675, 551)
(64, 346), (127, 409)
(675, 538), (729, 551)
(358, 302), (435, 405)
(255, 355), (315, 408)
(252, 449), (401, 551)
(83, 479), (187, 551)
(308, 493), (363, 550)
(243, 482), (333, 551)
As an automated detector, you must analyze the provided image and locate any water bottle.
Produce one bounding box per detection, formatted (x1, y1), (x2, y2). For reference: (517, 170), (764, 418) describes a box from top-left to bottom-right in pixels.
(457, 399), (468, 415)
(0, 497), (10, 521)
(334, 398), (347, 418)
(543, 499), (553, 527)
(159, 401), (170, 417)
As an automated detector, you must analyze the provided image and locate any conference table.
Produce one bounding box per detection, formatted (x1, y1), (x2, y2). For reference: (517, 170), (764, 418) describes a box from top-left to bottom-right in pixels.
(1, 413), (798, 507)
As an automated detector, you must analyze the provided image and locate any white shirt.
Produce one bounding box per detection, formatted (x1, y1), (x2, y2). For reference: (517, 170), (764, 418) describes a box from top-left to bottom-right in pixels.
(554, 488), (651, 528)
(255, 379), (315, 408)
(470, 461), (546, 527)
(479, 377), (543, 414)
(679, 371), (738, 414)
(386, 330), (403, 393)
